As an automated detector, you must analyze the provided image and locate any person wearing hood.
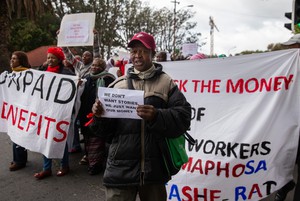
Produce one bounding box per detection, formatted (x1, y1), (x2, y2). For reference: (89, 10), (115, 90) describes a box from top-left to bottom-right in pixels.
(90, 32), (191, 201)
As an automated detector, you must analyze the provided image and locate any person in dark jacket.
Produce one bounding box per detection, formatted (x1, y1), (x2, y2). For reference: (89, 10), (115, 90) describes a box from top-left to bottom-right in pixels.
(77, 58), (115, 175)
(91, 32), (191, 201)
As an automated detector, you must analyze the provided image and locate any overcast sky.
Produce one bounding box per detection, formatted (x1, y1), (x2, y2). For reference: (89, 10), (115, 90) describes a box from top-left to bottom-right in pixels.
(141, 0), (294, 56)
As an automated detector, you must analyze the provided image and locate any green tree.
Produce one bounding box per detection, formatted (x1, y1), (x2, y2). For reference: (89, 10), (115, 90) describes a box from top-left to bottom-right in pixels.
(54, 0), (200, 57)
(10, 16), (59, 52)
(0, 0), (51, 73)
(1, 0), (200, 66)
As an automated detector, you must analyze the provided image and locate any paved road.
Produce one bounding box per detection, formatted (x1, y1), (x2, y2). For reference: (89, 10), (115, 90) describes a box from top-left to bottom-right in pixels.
(0, 132), (297, 201)
(0, 132), (105, 201)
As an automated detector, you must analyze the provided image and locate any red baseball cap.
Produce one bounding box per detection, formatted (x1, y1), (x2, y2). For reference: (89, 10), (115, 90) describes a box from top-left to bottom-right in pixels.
(128, 32), (156, 51)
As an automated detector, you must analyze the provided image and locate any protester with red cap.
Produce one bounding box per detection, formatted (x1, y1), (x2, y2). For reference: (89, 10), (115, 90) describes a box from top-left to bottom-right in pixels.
(33, 46), (73, 180)
(90, 32), (191, 201)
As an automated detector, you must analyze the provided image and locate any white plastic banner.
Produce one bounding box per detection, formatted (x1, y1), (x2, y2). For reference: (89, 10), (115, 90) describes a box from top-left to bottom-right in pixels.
(162, 49), (300, 201)
(0, 49), (299, 200)
(0, 69), (78, 158)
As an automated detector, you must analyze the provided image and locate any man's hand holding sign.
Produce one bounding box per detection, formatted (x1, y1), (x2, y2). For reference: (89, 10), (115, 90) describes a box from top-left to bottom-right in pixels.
(93, 87), (158, 121)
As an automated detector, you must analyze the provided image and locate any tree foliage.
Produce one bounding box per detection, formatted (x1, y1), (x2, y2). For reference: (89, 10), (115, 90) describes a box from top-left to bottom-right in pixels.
(0, 0), (53, 73)
(33, 0), (201, 58)
(1, 0), (200, 72)
(10, 14), (60, 52)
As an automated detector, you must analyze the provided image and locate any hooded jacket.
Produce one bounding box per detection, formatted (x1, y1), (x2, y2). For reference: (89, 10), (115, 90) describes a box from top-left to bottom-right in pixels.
(91, 63), (191, 187)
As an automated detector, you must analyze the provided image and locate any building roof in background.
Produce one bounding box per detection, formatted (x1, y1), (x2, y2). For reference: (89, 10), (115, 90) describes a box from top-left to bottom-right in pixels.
(27, 46), (54, 68)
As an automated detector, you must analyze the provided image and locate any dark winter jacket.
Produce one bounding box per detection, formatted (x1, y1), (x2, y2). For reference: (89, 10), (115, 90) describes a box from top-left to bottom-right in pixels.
(90, 63), (191, 187)
(78, 74), (115, 136)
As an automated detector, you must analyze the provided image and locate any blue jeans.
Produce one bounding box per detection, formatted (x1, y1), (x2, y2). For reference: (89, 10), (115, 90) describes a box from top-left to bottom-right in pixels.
(43, 144), (69, 170)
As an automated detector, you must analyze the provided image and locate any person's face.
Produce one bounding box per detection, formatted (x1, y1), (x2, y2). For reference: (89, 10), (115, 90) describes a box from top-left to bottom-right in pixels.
(47, 53), (60, 67)
(90, 59), (105, 75)
(82, 51), (92, 65)
(129, 43), (153, 72)
(156, 53), (165, 62)
(10, 54), (20, 68)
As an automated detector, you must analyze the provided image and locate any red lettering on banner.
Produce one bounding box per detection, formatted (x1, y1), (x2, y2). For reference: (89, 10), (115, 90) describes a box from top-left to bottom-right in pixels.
(181, 186), (221, 201)
(192, 80), (221, 93)
(54, 121), (69, 142)
(1, 101), (8, 119)
(182, 186), (194, 201)
(174, 79), (188, 92)
(18, 109), (28, 130)
(226, 74), (294, 93)
(248, 183), (263, 200)
(205, 160), (215, 175)
(232, 164), (245, 177)
(182, 157), (267, 178)
(26, 112), (37, 132)
(6, 103), (18, 125)
(37, 115), (42, 135)
(0, 101), (69, 142)
(44, 116), (56, 139)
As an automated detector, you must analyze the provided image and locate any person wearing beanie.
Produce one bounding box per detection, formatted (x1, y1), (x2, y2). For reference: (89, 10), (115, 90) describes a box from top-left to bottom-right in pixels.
(9, 51), (31, 171)
(90, 32), (191, 201)
(33, 47), (72, 180)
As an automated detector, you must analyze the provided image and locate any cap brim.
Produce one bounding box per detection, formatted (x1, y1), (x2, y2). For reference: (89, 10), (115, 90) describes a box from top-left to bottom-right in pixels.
(128, 39), (151, 50)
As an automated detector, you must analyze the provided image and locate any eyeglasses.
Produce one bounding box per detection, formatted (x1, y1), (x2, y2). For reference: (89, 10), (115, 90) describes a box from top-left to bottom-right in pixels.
(129, 48), (151, 56)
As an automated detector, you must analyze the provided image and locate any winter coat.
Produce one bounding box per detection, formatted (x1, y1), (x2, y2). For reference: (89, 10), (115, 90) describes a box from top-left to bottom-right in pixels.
(78, 73), (115, 136)
(90, 63), (191, 187)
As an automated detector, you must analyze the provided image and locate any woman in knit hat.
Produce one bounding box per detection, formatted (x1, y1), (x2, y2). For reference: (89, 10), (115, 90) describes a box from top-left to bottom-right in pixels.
(33, 47), (72, 180)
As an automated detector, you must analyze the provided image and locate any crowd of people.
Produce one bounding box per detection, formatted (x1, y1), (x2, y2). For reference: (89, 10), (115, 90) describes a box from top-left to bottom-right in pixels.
(4, 30), (300, 201)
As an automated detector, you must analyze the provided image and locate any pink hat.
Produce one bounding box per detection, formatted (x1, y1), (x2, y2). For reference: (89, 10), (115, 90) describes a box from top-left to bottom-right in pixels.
(128, 32), (156, 51)
(190, 53), (206, 60)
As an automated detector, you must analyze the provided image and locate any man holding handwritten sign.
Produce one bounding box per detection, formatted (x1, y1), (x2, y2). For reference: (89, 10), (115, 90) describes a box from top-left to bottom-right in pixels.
(91, 32), (191, 201)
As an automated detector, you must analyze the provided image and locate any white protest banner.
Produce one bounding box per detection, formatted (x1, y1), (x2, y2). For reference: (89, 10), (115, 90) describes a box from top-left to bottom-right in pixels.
(160, 49), (300, 201)
(98, 87), (144, 119)
(0, 69), (78, 158)
(57, 13), (96, 47)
